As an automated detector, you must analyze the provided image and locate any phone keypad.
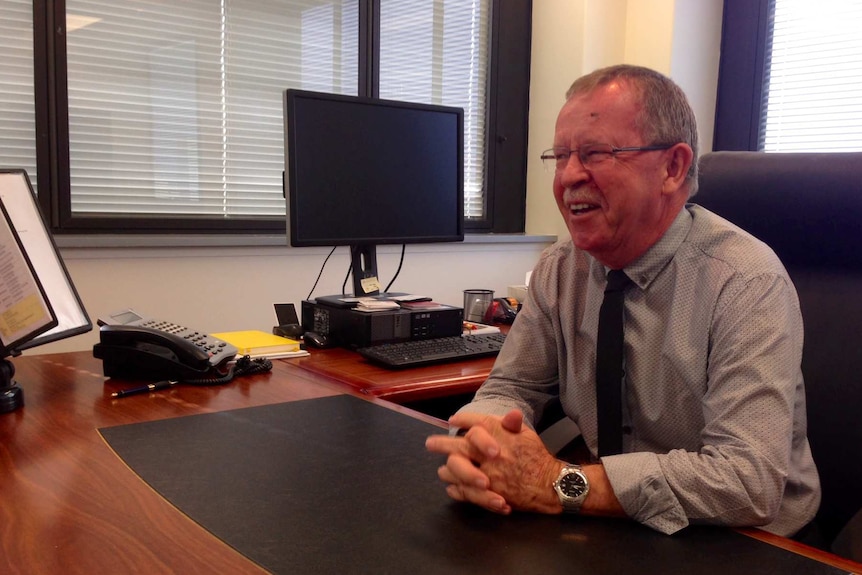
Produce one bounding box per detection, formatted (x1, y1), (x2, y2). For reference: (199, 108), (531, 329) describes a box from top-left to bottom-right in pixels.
(134, 319), (236, 366)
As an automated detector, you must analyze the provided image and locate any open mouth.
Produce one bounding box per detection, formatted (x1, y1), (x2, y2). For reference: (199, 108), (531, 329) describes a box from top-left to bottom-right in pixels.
(569, 202), (599, 216)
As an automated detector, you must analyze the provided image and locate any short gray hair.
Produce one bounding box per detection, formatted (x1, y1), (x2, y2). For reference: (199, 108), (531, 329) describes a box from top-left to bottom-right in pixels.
(566, 65), (699, 195)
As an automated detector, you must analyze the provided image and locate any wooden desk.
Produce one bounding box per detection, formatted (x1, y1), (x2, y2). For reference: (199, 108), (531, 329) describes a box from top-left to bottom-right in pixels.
(289, 345), (494, 402)
(1, 352), (860, 574)
(0, 352), (439, 574)
(287, 326), (511, 404)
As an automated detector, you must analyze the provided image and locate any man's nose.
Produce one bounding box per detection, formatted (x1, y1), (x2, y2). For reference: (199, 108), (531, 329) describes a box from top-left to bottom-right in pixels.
(557, 154), (590, 188)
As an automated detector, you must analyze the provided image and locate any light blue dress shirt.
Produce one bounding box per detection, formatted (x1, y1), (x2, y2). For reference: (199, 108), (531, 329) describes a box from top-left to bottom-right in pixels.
(460, 204), (821, 536)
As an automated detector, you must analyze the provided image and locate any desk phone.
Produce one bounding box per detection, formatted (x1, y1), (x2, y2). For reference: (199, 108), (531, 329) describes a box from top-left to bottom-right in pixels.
(93, 309), (237, 381)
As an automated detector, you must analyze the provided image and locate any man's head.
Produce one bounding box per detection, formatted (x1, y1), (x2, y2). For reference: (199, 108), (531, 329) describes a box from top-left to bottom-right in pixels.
(548, 65), (698, 268)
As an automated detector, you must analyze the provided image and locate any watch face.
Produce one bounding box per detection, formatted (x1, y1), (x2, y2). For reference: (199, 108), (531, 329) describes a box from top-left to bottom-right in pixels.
(560, 471), (587, 498)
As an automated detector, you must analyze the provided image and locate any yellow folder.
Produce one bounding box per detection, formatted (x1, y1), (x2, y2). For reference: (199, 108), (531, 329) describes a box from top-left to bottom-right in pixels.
(211, 330), (301, 356)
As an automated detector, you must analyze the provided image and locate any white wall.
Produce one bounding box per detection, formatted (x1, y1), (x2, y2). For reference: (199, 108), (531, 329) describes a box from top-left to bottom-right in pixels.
(31, 0), (724, 355)
(525, 0), (723, 239)
(34, 240), (547, 354)
(670, 0), (724, 152)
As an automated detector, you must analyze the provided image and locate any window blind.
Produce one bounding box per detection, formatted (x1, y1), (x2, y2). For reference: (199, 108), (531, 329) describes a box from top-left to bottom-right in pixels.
(64, 0), (491, 222)
(762, 0), (862, 151)
(0, 0), (37, 188)
(65, 0), (357, 217)
(378, 0), (489, 219)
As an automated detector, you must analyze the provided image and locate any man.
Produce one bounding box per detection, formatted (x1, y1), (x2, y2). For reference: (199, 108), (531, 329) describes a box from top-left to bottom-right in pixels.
(425, 65), (820, 537)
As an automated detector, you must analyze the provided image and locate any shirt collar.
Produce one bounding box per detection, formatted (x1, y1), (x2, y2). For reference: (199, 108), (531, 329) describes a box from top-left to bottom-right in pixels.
(596, 207), (693, 290)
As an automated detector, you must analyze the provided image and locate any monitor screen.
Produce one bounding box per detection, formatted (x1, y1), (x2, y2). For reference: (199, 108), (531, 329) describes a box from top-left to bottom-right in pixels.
(284, 90), (464, 250)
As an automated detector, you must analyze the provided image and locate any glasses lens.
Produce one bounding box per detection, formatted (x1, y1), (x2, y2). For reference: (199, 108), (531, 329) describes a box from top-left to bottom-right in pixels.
(579, 144), (614, 166)
(541, 149), (565, 171)
(555, 149), (571, 170)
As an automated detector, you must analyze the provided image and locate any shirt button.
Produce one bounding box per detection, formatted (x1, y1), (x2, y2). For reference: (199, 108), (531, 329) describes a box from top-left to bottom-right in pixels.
(622, 426), (633, 435)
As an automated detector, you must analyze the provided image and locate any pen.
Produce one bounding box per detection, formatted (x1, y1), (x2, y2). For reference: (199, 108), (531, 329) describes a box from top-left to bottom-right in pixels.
(111, 380), (178, 398)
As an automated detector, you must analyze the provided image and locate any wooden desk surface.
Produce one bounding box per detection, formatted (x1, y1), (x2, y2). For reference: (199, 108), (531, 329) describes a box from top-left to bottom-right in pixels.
(0, 352), (441, 574)
(287, 325), (512, 403)
(289, 346), (495, 402)
(1, 352), (859, 574)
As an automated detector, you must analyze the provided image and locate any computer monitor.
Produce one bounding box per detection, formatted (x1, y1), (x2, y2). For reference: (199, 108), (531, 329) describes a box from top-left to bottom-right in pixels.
(0, 169), (92, 412)
(284, 89), (464, 297)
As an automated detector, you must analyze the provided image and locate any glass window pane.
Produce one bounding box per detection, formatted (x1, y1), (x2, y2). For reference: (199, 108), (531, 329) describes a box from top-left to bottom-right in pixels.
(0, 0), (37, 189)
(378, 0), (489, 219)
(65, 0), (358, 217)
(762, 0), (862, 151)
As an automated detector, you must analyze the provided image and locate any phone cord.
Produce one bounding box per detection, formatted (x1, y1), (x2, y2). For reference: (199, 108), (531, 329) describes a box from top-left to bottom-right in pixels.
(182, 355), (273, 386)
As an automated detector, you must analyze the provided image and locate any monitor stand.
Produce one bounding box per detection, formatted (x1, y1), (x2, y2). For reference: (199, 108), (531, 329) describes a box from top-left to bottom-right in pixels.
(313, 244), (409, 308)
(350, 244), (380, 297)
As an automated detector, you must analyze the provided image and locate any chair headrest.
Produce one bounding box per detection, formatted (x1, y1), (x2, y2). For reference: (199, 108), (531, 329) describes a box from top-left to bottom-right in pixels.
(695, 151), (862, 271)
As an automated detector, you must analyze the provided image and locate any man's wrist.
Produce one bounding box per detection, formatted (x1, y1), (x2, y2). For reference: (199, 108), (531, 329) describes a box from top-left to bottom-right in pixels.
(549, 461), (567, 513)
(531, 460), (567, 514)
(577, 463), (627, 517)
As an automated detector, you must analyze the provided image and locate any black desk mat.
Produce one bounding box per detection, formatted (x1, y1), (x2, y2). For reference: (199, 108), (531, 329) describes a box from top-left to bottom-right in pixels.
(100, 395), (843, 574)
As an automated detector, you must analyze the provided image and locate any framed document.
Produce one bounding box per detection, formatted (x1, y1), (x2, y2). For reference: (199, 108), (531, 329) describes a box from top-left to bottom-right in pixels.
(0, 169), (91, 411)
(0, 170), (91, 355)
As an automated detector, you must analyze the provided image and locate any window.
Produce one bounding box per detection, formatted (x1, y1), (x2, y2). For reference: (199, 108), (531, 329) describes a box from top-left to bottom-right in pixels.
(714, 0), (862, 152)
(64, 0), (357, 220)
(379, 0), (489, 219)
(8, 0), (530, 234)
(0, 0), (37, 187)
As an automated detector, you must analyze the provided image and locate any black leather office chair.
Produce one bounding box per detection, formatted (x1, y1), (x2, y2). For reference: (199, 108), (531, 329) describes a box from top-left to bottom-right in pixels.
(696, 151), (862, 561)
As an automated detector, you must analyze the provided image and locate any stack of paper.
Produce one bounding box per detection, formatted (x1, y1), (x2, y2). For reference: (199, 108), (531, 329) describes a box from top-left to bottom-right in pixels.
(398, 300), (446, 311)
(462, 321), (501, 335)
(389, 294), (432, 302)
(354, 298), (401, 312)
(211, 330), (307, 359)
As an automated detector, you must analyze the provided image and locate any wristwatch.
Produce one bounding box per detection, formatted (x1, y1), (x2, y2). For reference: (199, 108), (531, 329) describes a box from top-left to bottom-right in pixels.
(553, 464), (590, 513)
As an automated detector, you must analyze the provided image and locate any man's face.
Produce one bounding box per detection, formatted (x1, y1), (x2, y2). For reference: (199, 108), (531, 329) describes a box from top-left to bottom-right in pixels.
(552, 82), (672, 268)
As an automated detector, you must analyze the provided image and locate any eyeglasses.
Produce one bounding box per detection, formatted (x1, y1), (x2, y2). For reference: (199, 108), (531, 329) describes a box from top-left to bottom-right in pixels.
(540, 143), (673, 171)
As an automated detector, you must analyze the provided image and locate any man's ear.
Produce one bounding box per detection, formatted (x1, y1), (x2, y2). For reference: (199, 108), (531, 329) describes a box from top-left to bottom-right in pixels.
(662, 143), (694, 195)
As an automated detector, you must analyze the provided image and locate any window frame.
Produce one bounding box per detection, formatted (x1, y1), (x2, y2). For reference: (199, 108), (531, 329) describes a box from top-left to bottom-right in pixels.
(31, 0), (531, 235)
(712, 0), (772, 151)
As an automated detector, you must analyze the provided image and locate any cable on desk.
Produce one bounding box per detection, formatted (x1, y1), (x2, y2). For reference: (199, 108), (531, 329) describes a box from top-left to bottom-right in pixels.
(183, 355), (273, 386)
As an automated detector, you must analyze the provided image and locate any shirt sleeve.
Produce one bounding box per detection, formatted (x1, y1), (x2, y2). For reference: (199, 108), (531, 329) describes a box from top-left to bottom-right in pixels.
(456, 246), (566, 426)
(603, 272), (805, 534)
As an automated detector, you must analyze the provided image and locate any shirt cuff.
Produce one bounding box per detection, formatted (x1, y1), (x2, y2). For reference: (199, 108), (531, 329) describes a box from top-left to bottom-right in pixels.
(602, 452), (690, 534)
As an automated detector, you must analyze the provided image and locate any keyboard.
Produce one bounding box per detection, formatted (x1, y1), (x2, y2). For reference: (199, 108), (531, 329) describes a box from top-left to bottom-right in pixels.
(357, 333), (507, 369)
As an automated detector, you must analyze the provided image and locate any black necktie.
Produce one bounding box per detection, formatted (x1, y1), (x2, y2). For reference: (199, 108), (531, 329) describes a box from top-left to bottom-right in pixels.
(596, 270), (632, 457)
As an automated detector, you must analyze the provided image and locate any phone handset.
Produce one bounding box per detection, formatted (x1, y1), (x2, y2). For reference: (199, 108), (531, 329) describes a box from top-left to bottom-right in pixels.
(98, 324), (212, 368)
(93, 316), (238, 381)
